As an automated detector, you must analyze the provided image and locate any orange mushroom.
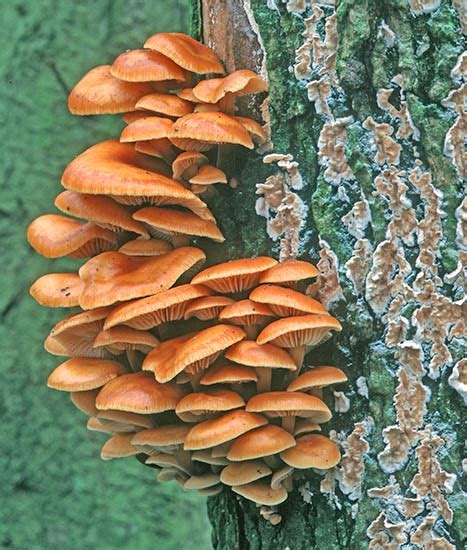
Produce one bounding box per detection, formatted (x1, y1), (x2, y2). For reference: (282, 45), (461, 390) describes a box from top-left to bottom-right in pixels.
(175, 389), (245, 422)
(30, 273), (84, 308)
(133, 206), (225, 246)
(118, 238), (173, 257)
(280, 434), (340, 470)
(27, 214), (117, 259)
(120, 116), (174, 143)
(227, 424), (295, 462)
(68, 65), (153, 115)
(232, 481), (288, 506)
(111, 49), (187, 83)
(259, 259), (319, 288)
(47, 357), (126, 392)
(191, 257), (278, 294)
(78, 247), (206, 309)
(219, 299), (275, 339)
(134, 139), (177, 163)
(184, 296), (234, 321)
(93, 326), (159, 355)
(249, 284), (327, 317)
(287, 366), (348, 394)
(144, 33), (225, 75)
(100, 433), (140, 460)
(136, 93), (194, 118)
(172, 151), (209, 181)
(220, 460), (272, 486)
(189, 165), (228, 194)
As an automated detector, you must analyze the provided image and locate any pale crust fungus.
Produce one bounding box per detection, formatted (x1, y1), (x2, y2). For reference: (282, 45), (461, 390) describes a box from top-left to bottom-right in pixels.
(376, 78), (420, 141)
(318, 117), (354, 184)
(307, 238), (345, 309)
(367, 512), (408, 549)
(448, 358), (467, 404)
(362, 116), (401, 166)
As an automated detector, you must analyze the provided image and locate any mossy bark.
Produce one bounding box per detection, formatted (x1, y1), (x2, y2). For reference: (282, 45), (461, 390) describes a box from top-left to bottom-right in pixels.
(194, 1), (465, 549)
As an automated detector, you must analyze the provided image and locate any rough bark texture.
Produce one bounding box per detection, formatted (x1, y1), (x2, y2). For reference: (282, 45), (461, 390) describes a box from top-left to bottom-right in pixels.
(197, 1), (466, 549)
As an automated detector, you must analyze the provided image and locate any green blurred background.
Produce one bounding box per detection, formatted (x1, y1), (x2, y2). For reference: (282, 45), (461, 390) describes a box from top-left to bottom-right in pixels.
(0, 2), (212, 548)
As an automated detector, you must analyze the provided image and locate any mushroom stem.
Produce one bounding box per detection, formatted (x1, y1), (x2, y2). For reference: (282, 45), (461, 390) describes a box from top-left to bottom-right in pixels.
(244, 325), (259, 340)
(190, 371), (204, 392)
(219, 94), (235, 115)
(172, 234), (191, 248)
(157, 323), (170, 341)
(309, 388), (324, 399)
(174, 449), (194, 475)
(126, 349), (140, 371)
(263, 455), (281, 469)
(289, 346), (305, 370)
(256, 368), (272, 393)
(284, 476), (294, 492)
(281, 416), (296, 434)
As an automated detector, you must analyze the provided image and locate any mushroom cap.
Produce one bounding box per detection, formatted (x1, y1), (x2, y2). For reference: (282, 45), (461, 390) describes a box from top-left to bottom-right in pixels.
(61, 140), (213, 220)
(47, 358), (126, 392)
(256, 314), (342, 348)
(30, 273), (84, 308)
(27, 215), (117, 259)
(184, 473), (221, 490)
(287, 366), (348, 392)
(47, 306), (114, 358)
(54, 190), (149, 237)
(200, 363), (258, 386)
(120, 116), (174, 143)
(78, 247), (206, 309)
(131, 424), (191, 449)
(191, 450), (230, 466)
(122, 110), (150, 124)
(280, 434), (340, 469)
(142, 334), (194, 377)
(219, 299), (275, 326)
(232, 481), (288, 506)
(227, 425), (296, 461)
(96, 371), (185, 414)
(70, 388), (100, 416)
(259, 259), (319, 285)
(133, 206), (225, 243)
(93, 326), (159, 353)
(68, 65), (153, 115)
(118, 238), (173, 257)
(220, 460), (272, 486)
(246, 391), (332, 423)
(144, 33), (225, 75)
(111, 49), (187, 82)
(134, 139), (177, 163)
(192, 257), (278, 294)
(87, 417), (114, 434)
(104, 284), (211, 330)
(250, 285), (327, 317)
(293, 418), (322, 437)
(172, 151), (208, 181)
(136, 93), (194, 117)
(101, 433), (139, 460)
(172, 112), (253, 149)
(189, 165), (227, 185)
(225, 341), (296, 370)
(184, 409), (267, 450)
(184, 296), (234, 321)
(176, 87), (200, 102)
(97, 409), (154, 430)
(176, 389), (245, 417)
(192, 70), (267, 104)
(234, 117), (267, 144)
(156, 324), (246, 382)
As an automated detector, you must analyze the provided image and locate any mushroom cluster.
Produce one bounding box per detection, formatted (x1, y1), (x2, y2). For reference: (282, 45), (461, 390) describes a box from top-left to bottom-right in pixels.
(27, 32), (347, 517)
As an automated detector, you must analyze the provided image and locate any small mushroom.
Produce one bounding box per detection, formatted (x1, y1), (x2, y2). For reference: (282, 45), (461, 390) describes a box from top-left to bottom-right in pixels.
(287, 366), (348, 396)
(227, 425), (296, 464)
(250, 284), (327, 317)
(280, 434), (340, 470)
(175, 389), (245, 422)
(219, 299), (275, 339)
(134, 139), (177, 163)
(188, 165), (227, 195)
(258, 259), (319, 289)
(220, 460), (272, 486)
(30, 273), (84, 308)
(118, 238), (173, 257)
(136, 93), (194, 118)
(110, 50), (187, 83)
(184, 296), (234, 321)
(70, 388), (100, 416)
(97, 409), (154, 432)
(47, 357), (126, 392)
(101, 433), (140, 460)
(172, 151), (209, 181)
(232, 481), (287, 506)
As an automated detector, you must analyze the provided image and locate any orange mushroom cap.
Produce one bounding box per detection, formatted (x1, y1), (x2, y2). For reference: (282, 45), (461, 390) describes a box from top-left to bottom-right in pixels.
(192, 70), (267, 104)
(78, 247), (206, 309)
(111, 49), (187, 82)
(191, 256), (278, 294)
(184, 296), (234, 321)
(280, 434), (340, 469)
(287, 366), (348, 392)
(176, 87), (201, 102)
(118, 238), (173, 257)
(133, 206), (225, 243)
(104, 284), (211, 330)
(131, 424), (191, 449)
(220, 460), (272, 486)
(142, 333), (193, 377)
(122, 110), (149, 124)
(61, 140), (214, 221)
(256, 314), (342, 348)
(219, 299), (275, 326)
(200, 363), (258, 386)
(246, 391), (332, 423)
(225, 341), (296, 371)
(189, 165), (227, 185)
(97, 409), (154, 431)
(55, 191), (149, 237)
(96, 371), (186, 414)
(232, 481), (288, 506)
(47, 357), (126, 392)
(101, 433), (140, 460)
(46, 306), (114, 358)
(134, 139), (177, 163)
(234, 117), (267, 144)
(184, 409), (267, 450)
(144, 33), (225, 75)
(172, 151), (209, 181)
(27, 214), (117, 259)
(171, 112), (254, 150)
(136, 93), (194, 117)
(249, 285), (327, 317)
(259, 259), (319, 286)
(176, 389), (245, 421)
(156, 324), (247, 382)
(93, 326), (159, 354)
(30, 273), (84, 308)
(227, 424), (295, 461)
(70, 388), (100, 416)
(68, 65), (153, 115)
(120, 116), (174, 143)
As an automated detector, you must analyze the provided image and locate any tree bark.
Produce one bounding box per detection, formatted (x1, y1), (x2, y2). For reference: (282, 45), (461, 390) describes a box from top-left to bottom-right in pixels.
(195, 1), (465, 548)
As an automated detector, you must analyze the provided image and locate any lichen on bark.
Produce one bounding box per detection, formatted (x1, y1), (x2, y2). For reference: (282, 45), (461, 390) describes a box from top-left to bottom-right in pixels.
(198, 1), (465, 548)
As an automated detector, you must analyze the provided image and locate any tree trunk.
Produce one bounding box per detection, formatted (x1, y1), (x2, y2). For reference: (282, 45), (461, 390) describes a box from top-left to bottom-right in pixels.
(194, 1), (465, 548)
